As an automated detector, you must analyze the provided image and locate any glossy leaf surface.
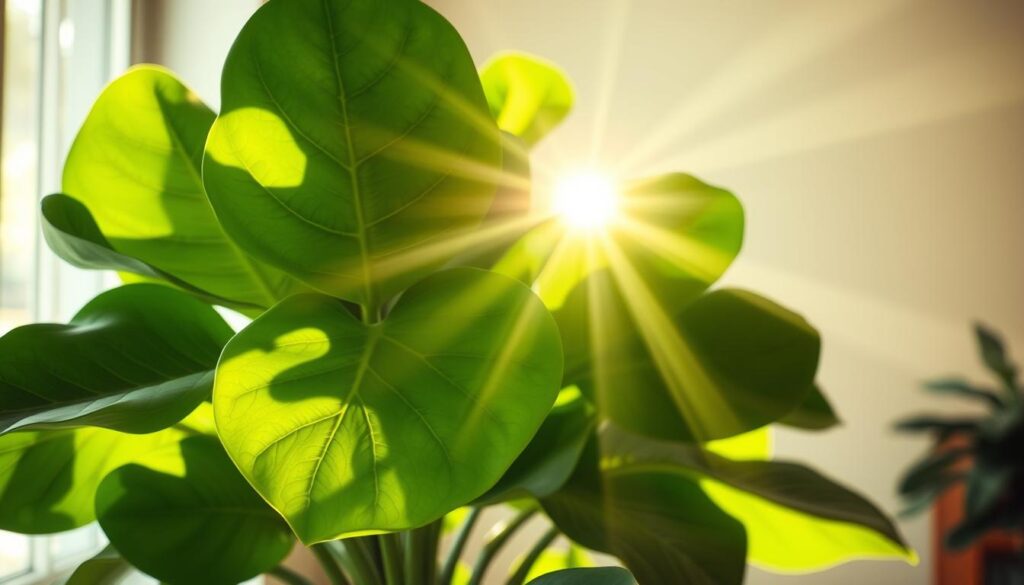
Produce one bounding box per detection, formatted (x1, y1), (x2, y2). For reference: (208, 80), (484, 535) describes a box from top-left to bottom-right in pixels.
(543, 440), (747, 585)
(779, 385), (840, 430)
(204, 0), (503, 309)
(559, 280), (819, 442)
(62, 66), (301, 309)
(600, 424), (915, 571)
(96, 436), (294, 585)
(215, 268), (563, 543)
(476, 387), (594, 504)
(0, 284), (232, 435)
(480, 52), (574, 147)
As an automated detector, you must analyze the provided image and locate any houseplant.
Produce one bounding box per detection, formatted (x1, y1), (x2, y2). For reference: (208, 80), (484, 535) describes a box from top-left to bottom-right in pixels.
(896, 325), (1022, 556)
(0, 0), (915, 583)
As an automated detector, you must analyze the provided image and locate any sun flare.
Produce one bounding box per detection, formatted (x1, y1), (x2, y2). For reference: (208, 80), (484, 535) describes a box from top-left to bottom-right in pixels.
(552, 170), (621, 230)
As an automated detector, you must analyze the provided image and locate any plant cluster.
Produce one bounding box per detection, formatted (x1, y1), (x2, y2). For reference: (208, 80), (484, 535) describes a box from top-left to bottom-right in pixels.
(897, 325), (1024, 549)
(0, 0), (914, 583)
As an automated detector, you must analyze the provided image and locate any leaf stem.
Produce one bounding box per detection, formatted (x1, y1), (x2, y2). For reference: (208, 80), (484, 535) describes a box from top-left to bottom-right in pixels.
(379, 533), (405, 585)
(312, 543), (352, 585)
(468, 508), (538, 585)
(328, 540), (384, 585)
(405, 520), (442, 585)
(439, 508), (483, 585)
(268, 565), (314, 585)
(505, 525), (559, 585)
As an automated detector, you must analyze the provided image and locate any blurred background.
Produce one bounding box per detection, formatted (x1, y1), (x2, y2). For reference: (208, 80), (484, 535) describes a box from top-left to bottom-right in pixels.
(1, 0), (1022, 583)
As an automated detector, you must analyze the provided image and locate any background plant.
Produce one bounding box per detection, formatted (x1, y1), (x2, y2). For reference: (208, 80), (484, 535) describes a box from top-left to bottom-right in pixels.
(0, 0), (915, 583)
(896, 324), (1024, 549)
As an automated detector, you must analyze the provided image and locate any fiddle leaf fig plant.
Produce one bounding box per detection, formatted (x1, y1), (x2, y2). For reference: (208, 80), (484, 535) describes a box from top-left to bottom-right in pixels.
(0, 0), (914, 583)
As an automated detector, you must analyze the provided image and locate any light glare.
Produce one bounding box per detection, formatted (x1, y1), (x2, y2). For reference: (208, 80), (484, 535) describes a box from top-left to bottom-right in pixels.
(552, 170), (620, 230)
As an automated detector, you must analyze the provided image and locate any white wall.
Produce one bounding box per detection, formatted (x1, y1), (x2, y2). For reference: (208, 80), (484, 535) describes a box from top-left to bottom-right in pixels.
(423, 0), (1024, 584)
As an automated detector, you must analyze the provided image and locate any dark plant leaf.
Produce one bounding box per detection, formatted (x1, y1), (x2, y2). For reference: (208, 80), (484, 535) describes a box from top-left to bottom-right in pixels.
(924, 378), (1004, 408)
(898, 447), (972, 496)
(779, 385), (840, 430)
(96, 436), (294, 585)
(542, 439), (747, 585)
(975, 323), (1018, 389)
(475, 387), (595, 505)
(559, 277), (819, 442)
(0, 284), (232, 436)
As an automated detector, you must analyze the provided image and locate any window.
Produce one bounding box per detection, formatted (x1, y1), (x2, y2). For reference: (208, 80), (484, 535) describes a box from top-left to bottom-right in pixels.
(1, 0), (131, 582)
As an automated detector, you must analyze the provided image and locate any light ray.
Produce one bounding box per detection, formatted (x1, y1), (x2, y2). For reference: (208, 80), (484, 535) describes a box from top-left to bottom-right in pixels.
(612, 0), (912, 176)
(613, 215), (734, 285)
(587, 0), (632, 166)
(598, 233), (739, 444)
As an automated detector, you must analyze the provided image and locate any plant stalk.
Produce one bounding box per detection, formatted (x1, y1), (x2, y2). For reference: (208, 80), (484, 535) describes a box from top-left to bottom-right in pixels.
(405, 520), (442, 585)
(468, 508), (538, 585)
(379, 533), (405, 585)
(505, 525), (559, 585)
(268, 565), (315, 585)
(330, 540), (384, 585)
(312, 543), (353, 585)
(439, 507), (483, 585)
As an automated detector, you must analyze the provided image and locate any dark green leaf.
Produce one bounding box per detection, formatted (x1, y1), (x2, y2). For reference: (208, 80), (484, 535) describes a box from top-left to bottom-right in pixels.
(480, 52), (575, 147)
(525, 567), (637, 585)
(975, 323), (1018, 389)
(924, 378), (1004, 408)
(214, 268), (563, 543)
(475, 387), (595, 505)
(62, 66), (304, 309)
(559, 279), (819, 442)
(894, 416), (979, 437)
(599, 423), (914, 570)
(203, 0), (503, 310)
(779, 385), (840, 430)
(0, 284), (232, 435)
(96, 436), (294, 585)
(898, 447), (972, 496)
(542, 439), (747, 585)
(63, 545), (131, 585)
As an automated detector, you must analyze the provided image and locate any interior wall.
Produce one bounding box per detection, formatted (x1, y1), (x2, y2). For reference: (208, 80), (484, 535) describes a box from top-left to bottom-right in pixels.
(133, 1), (1024, 583)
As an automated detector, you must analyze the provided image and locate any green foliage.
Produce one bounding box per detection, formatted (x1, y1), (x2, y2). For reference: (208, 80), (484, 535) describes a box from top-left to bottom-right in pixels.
(214, 268), (562, 543)
(896, 324), (1024, 550)
(203, 0), (502, 311)
(0, 284), (231, 435)
(96, 436), (294, 584)
(63, 545), (131, 585)
(3, 0), (911, 583)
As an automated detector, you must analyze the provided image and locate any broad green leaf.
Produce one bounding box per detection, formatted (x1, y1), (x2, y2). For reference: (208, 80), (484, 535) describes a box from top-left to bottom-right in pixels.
(559, 279), (819, 442)
(41, 194), (261, 312)
(476, 386), (595, 505)
(599, 424), (915, 571)
(0, 284), (232, 436)
(523, 545), (596, 582)
(214, 268), (563, 543)
(0, 426), (186, 534)
(62, 66), (303, 309)
(96, 436), (294, 585)
(542, 440), (747, 585)
(203, 0), (503, 310)
(480, 52), (575, 147)
(64, 545), (132, 585)
(779, 385), (841, 430)
(526, 567), (637, 585)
